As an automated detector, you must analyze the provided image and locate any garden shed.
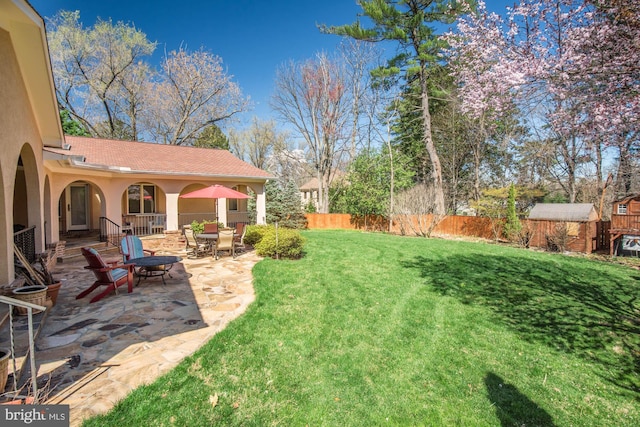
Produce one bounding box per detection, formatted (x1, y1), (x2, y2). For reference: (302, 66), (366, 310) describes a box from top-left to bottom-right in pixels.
(526, 203), (600, 253)
(609, 194), (640, 256)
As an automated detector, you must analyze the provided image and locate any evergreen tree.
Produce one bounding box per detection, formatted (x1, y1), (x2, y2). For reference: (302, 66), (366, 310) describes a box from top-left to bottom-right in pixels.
(60, 109), (89, 136)
(322, 0), (469, 215)
(194, 124), (230, 149)
(265, 180), (307, 229)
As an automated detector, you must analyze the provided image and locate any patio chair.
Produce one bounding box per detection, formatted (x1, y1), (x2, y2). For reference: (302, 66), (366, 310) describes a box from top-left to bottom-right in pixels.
(214, 229), (236, 259)
(150, 217), (165, 235)
(203, 222), (219, 233)
(77, 247), (134, 303)
(121, 235), (155, 262)
(234, 223), (247, 253)
(183, 226), (209, 258)
(121, 235), (164, 277)
(121, 216), (133, 235)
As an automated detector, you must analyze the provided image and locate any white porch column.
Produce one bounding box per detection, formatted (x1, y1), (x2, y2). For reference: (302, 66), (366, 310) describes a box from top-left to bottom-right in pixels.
(217, 198), (227, 226)
(256, 184), (266, 225)
(166, 192), (179, 231)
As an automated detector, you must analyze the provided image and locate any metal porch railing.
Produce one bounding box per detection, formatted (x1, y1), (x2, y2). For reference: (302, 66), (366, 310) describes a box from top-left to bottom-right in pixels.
(0, 295), (47, 403)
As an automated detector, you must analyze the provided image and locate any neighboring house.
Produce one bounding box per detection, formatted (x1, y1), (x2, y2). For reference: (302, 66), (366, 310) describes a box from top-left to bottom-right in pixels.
(1, 0), (271, 285)
(299, 177), (320, 211)
(299, 172), (345, 212)
(527, 203), (600, 253)
(610, 194), (640, 256)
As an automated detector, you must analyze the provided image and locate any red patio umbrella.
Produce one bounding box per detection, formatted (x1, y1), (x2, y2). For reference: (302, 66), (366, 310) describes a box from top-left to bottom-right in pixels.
(179, 185), (251, 222)
(179, 185), (251, 200)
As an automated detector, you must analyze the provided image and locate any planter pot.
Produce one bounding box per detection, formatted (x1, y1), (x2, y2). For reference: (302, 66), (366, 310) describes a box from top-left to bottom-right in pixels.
(46, 281), (62, 306)
(0, 348), (10, 393)
(1, 396), (35, 405)
(11, 285), (48, 316)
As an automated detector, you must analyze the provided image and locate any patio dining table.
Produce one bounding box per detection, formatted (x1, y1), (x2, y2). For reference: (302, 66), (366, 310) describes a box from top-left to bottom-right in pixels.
(197, 228), (238, 257)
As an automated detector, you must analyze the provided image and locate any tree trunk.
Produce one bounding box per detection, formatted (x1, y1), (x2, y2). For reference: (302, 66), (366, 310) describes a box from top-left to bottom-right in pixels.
(420, 75), (446, 215)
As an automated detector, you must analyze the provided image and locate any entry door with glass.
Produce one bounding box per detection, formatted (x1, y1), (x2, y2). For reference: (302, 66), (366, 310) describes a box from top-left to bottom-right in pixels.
(66, 184), (90, 230)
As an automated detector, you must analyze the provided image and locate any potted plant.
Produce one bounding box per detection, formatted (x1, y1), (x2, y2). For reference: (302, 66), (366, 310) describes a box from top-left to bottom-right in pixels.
(38, 252), (62, 306)
(0, 348), (10, 393)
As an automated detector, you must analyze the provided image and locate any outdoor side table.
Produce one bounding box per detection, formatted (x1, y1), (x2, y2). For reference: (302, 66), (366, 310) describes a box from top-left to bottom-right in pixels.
(124, 255), (182, 286)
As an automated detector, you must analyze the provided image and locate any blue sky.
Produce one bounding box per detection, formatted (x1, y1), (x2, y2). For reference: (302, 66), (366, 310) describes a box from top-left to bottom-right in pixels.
(30, 0), (510, 128)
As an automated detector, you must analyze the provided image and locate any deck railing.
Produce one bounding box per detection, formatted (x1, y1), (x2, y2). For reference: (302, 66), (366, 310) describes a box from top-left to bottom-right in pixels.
(122, 214), (166, 236)
(0, 294), (47, 403)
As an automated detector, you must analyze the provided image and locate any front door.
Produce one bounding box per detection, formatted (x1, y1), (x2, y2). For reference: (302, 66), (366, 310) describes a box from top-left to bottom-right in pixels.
(66, 184), (89, 230)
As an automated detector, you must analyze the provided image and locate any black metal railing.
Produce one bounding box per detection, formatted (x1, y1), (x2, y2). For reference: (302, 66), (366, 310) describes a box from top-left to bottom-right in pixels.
(13, 225), (36, 263)
(99, 217), (120, 247)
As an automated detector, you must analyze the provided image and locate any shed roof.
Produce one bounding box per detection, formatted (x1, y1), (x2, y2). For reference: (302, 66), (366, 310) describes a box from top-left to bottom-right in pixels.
(528, 203), (599, 221)
(614, 194), (640, 205)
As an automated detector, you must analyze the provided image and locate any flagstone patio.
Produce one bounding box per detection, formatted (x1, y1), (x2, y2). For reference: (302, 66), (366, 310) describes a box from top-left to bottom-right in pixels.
(4, 247), (259, 426)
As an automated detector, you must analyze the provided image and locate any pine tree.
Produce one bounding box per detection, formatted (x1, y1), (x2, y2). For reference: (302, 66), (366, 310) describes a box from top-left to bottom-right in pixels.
(266, 180), (307, 229)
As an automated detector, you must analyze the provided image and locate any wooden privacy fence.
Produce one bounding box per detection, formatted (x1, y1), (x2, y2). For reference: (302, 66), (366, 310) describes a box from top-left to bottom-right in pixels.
(305, 213), (496, 239)
(305, 214), (610, 254)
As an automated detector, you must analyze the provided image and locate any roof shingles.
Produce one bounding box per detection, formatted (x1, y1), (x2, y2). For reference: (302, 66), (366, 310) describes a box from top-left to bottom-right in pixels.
(46, 136), (272, 179)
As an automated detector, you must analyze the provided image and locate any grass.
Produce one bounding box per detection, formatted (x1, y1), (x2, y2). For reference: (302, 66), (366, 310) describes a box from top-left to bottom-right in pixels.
(85, 230), (639, 426)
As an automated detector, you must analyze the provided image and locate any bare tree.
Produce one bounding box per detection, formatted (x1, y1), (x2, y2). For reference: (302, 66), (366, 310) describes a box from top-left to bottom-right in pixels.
(143, 48), (249, 145)
(338, 39), (380, 160)
(230, 118), (309, 183)
(47, 11), (156, 140)
(393, 184), (446, 237)
(230, 118), (283, 169)
(271, 53), (350, 213)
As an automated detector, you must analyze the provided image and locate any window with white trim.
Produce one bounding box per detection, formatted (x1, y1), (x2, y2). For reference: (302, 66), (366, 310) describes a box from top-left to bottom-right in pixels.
(618, 204), (628, 215)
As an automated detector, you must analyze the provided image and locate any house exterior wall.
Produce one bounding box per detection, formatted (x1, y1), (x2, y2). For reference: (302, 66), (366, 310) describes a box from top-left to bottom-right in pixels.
(0, 27), (47, 283)
(47, 171), (268, 234)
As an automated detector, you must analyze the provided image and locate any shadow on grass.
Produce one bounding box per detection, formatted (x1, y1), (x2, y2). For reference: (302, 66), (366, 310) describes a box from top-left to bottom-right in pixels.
(402, 252), (640, 396)
(485, 372), (556, 427)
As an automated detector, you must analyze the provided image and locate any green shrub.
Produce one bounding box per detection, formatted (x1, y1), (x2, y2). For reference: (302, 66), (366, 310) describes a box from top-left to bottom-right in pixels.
(244, 224), (272, 246)
(190, 220), (204, 235)
(254, 227), (305, 259)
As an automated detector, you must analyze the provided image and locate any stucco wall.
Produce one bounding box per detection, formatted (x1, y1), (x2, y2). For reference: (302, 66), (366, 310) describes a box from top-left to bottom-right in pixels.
(0, 28), (45, 283)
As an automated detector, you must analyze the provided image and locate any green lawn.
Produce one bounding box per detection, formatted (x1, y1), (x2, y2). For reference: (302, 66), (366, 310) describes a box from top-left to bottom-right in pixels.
(86, 230), (639, 426)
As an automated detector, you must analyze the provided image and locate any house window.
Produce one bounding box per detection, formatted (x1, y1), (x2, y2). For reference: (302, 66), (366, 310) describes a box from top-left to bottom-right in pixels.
(618, 204), (628, 215)
(229, 186), (239, 211)
(128, 184), (156, 214)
